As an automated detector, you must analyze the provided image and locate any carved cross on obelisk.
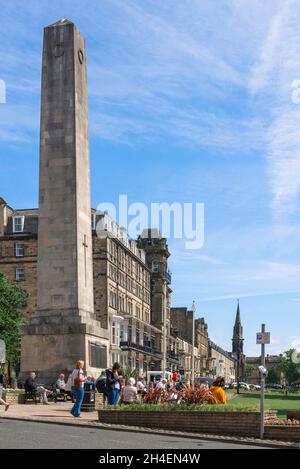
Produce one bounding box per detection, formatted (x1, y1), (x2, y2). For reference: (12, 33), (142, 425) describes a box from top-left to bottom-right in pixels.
(83, 234), (88, 288)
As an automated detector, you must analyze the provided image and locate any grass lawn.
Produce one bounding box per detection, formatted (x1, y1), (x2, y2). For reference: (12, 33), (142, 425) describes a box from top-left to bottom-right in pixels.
(227, 391), (300, 418)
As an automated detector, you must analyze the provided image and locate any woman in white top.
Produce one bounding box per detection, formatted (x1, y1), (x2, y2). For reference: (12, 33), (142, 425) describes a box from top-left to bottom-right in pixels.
(70, 360), (86, 418)
(122, 377), (138, 404)
(136, 377), (145, 393)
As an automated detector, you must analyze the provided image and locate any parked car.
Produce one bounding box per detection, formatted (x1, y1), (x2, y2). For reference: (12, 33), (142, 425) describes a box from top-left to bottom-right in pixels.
(194, 377), (215, 387)
(249, 384), (261, 390)
(231, 382), (250, 390)
(265, 383), (283, 389)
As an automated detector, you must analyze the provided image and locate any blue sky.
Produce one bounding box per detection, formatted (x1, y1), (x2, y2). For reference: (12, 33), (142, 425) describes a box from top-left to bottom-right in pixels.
(1, 0), (300, 356)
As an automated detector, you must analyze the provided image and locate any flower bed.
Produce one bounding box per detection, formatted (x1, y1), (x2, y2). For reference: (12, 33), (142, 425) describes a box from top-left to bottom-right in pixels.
(268, 418), (300, 425)
(105, 403), (259, 412)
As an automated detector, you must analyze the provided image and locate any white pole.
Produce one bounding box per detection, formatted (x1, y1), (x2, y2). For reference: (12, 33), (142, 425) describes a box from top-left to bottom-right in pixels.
(162, 282), (167, 379)
(260, 323), (266, 439)
(191, 301), (196, 388)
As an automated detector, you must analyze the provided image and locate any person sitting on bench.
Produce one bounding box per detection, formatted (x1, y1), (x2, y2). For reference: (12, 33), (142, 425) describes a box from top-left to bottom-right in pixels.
(56, 373), (66, 391)
(25, 372), (50, 405)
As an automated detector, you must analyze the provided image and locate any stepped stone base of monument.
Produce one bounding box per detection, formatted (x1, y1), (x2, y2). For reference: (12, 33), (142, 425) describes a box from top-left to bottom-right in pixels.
(20, 310), (109, 385)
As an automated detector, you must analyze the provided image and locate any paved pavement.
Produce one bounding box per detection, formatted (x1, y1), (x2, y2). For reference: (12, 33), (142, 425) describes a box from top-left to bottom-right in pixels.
(0, 402), (295, 449)
(0, 419), (274, 449)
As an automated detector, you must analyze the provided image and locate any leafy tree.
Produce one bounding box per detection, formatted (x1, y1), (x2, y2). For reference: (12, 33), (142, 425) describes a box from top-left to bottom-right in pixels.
(266, 366), (279, 384)
(244, 363), (255, 380)
(122, 365), (139, 382)
(278, 349), (300, 385)
(0, 272), (27, 373)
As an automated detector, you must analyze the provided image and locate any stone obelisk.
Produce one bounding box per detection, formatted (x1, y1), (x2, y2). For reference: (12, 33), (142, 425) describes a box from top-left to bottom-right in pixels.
(20, 19), (108, 383)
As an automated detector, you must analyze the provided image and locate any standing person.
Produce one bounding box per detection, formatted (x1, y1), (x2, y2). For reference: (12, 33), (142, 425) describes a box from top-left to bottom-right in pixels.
(210, 376), (227, 404)
(106, 362), (122, 405)
(121, 378), (138, 404)
(0, 369), (9, 412)
(96, 371), (108, 403)
(70, 360), (86, 418)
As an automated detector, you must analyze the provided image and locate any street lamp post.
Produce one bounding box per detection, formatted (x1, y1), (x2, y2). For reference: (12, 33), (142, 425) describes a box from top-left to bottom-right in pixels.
(162, 282), (167, 379)
(236, 347), (240, 395)
(191, 300), (196, 388)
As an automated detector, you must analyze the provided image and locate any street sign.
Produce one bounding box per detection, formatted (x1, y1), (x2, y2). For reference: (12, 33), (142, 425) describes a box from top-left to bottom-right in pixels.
(256, 332), (270, 345)
(0, 339), (5, 363)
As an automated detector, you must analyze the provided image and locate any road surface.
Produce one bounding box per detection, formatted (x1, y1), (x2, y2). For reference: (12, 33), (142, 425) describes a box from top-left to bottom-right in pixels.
(0, 419), (274, 449)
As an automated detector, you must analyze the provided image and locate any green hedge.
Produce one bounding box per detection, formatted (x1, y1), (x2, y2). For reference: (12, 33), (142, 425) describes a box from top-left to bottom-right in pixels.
(3, 389), (25, 395)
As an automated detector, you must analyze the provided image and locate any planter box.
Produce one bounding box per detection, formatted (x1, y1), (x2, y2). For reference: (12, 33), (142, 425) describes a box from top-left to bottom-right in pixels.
(2, 390), (25, 405)
(287, 410), (300, 421)
(98, 409), (276, 438)
(95, 393), (104, 410)
(265, 425), (300, 442)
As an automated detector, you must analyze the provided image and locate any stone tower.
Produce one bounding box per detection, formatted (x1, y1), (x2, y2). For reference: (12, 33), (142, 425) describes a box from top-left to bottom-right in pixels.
(137, 229), (171, 328)
(232, 301), (245, 380)
(137, 229), (172, 366)
(20, 19), (108, 383)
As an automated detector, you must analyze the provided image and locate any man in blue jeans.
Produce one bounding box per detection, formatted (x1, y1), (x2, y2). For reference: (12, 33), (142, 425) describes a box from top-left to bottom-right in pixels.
(70, 360), (86, 417)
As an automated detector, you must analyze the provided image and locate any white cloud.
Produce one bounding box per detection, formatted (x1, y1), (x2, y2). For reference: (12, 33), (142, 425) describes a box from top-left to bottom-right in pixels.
(248, 0), (300, 218)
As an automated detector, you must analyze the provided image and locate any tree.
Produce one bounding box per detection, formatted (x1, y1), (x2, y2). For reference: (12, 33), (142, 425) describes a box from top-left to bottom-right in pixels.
(0, 272), (27, 375)
(122, 365), (139, 382)
(244, 363), (255, 380)
(278, 349), (300, 385)
(266, 366), (279, 384)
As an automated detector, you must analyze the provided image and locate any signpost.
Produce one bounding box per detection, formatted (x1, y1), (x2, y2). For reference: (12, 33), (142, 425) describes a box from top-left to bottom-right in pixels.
(0, 339), (5, 364)
(256, 324), (270, 439)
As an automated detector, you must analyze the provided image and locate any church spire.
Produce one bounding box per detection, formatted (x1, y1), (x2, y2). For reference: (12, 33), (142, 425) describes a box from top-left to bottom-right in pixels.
(232, 300), (243, 355)
(235, 299), (241, 328)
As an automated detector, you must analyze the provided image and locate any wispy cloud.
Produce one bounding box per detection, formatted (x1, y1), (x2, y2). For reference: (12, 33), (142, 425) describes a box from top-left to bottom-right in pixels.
(249, 0), (300, 219)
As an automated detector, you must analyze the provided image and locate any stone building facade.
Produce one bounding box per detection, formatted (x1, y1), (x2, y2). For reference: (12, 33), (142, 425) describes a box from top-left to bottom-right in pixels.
(209, 340), (236, 383)
(245, 355), (283, 385)
(195, 317), (210, 376)
(0, 202), (206, 376)
(0, 198), (238, 382)
(0, 202), (38, 317)
(92, 212), (163, 373)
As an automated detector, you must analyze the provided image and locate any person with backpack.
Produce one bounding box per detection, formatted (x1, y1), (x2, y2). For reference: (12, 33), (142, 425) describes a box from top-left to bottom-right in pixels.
(96, 371), (107, 394)
(70, 360), (86, 417)
(106, 362), (122, 405)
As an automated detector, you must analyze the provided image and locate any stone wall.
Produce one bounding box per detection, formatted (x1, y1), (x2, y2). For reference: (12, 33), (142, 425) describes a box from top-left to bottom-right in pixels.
(95, 393), (104, 410)
(98, 410), (276, 437)
(264, 425), (300, 442)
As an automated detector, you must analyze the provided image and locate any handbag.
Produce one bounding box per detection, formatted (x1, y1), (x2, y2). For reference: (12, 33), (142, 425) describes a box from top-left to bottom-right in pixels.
(74, 370), (82, 389)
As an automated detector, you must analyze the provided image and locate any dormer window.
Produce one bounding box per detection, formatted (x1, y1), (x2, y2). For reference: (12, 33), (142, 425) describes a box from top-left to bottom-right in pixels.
(13, 216), (24, 233)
